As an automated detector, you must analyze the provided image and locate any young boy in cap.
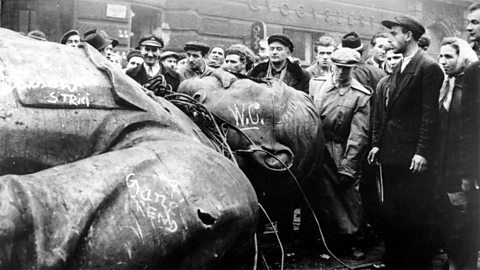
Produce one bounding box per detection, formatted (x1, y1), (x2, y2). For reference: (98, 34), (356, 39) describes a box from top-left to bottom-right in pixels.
(249, 34), (311, 93)
(160, 51), (180, 71)
(368, 15), (444, 269)
(123, 50), (144, 73)
(126, 34), (182, 92)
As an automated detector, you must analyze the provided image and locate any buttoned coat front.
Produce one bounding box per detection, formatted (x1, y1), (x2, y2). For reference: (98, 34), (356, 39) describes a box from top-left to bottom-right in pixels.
(314, 78), (371, 179)
(372, 49), (444, 165)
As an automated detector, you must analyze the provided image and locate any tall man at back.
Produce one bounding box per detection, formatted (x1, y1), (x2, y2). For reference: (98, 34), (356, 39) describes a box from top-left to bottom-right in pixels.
(466, 2), (480, 56)
(249, 34), (311, 93)
(368, 16), (444, 269)
(126, 34), (182, 92)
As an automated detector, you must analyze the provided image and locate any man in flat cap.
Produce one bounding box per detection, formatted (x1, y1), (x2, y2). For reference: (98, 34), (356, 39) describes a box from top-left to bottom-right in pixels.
(177, 41), (237, 88)
(368, 15), (444, 268)
(301, 48), (370, 259)
(177, 41), (213, 79)
(160, 51), (180, 70)
(123, 50), (144, 73)
(127, 34), (182, 92)
(249, 34), (311, 93)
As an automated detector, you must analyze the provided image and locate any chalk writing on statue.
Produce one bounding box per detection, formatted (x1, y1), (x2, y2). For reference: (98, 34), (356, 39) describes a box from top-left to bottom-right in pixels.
(126, 173), (180, 233)
(228, 102), (265, 130)
(46, 92), (90, 107)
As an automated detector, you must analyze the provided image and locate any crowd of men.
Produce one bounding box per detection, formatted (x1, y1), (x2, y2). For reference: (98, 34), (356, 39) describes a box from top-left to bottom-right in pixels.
(23, 3), (480, 269)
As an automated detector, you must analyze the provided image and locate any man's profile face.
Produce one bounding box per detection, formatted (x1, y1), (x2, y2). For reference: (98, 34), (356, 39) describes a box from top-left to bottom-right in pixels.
(223, 54), (245, 74)
(268, 41), (290, 64)
(186, 50), (205, 70)
(372, 37), (390, 63)
(315, 45), (335, 68)
(258, 40), (269, 60)
(389, 26), (408, 54)
(140, 45), (162, 66)
(467, 9), (480, 43)
(66, 35), (80, 48)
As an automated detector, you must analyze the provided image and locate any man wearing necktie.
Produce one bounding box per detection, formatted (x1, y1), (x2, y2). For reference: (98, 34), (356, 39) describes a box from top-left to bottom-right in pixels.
(437, 37), (479, 270)
(127, 34), (183, 92)
(368, 16), (444, 268)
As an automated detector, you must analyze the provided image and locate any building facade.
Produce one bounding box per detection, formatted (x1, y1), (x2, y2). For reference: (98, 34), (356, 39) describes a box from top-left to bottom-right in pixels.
(0, 0), (474, 63)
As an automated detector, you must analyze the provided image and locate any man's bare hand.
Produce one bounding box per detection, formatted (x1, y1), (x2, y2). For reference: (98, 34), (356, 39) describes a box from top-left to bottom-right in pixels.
(409, 154), (427, 173)
(368, 147), (380, 165)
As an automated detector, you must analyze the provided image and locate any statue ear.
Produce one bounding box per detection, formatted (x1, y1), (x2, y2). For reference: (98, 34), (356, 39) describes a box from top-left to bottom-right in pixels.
(248, 145), (294, 172)
(192, 90), (207, 103)
(264, 148), (294, 171)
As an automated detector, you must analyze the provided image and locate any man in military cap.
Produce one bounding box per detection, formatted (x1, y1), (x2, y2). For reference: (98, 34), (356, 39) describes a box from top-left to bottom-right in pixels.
(249, 34), (311, 93)
(126, 34), (182, 92)
(302, 47), (370, 259)
(368, 15), (444, 268)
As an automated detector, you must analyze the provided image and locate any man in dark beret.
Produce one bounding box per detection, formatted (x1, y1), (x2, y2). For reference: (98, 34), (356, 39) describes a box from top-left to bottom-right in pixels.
(249, 34), (311, 93)
(126, 34), (182, 92)
(368, 15), (444, 269)
(60, 30), (80, 48)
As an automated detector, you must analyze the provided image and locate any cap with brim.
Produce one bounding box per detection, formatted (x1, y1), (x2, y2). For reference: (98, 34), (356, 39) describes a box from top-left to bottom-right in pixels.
(268, 34), (294, 52)
(160, 51), (180, 61)
(139, 35), (164, 48)
(381, 16), (425, 37)
(184, 42), (210, 55)
(27, 30), (47, 41)
(60, 29), (80, 44)
(331, 48), (361, 67)
(126, 50), (143, 61)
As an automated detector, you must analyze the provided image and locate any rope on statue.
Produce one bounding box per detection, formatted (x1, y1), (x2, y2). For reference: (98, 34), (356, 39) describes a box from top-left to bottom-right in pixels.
(142, 75), (237, 165)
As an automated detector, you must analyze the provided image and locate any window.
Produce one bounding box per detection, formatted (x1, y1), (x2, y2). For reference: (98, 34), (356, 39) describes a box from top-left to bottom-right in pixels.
(283, 29), (324, 65)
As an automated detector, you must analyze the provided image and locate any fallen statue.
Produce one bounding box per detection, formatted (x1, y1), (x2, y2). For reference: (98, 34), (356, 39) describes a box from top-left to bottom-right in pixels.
(0, 28), (258, 269)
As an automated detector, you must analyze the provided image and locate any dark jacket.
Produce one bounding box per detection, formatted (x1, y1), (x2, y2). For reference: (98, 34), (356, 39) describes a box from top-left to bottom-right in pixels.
(436, 74), (464, 192)
(249, 59), (311, 93)
(460, 61), (480, 180)
(126, 63), (182, 91)
(372, 49), (444, 165)
(353, 62), (387, 94)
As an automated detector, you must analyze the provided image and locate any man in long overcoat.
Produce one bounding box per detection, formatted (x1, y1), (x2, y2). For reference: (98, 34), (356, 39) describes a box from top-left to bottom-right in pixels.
(368, 16), (444, 268)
